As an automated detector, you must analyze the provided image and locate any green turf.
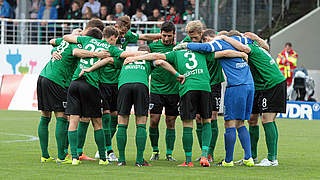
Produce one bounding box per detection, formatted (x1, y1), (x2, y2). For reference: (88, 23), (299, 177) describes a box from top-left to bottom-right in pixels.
(0, 110), (319, 180)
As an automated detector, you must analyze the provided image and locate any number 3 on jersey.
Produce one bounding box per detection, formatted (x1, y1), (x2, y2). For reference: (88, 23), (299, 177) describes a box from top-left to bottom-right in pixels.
(184, 52), (198, 69)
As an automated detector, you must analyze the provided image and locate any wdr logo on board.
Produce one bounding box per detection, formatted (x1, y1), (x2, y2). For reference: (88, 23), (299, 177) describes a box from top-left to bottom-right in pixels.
(277, 103), (314, 120)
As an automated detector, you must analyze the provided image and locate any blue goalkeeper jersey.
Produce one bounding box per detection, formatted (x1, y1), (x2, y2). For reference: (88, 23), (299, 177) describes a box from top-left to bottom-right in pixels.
(187, 39), (254, 87)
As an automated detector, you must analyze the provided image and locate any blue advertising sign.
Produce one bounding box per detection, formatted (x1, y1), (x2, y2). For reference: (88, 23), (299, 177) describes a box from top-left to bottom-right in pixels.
(277, 101), (320, 120)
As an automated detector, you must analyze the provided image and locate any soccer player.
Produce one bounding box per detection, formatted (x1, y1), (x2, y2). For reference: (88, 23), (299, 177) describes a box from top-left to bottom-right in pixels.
(147, 21), (179, 161)
(175, 30), (255, 167)
(182, 21), (225, 163)
(220, 32), (286, 166)
(37, 19), (106, 164)
(63, 26), (148, 165)
(123, 42), (247, 167)
(79, 45), (184, 167)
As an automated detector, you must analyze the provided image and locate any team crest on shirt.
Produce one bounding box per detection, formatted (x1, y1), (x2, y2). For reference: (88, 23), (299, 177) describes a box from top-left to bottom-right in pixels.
(149, 103), (154, 110)
(120, 38), (126, 44)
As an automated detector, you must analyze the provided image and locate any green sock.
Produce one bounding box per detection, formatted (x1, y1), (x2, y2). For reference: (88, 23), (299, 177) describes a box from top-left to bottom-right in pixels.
(183, 127), (193, 163)
(273, 121), (278, 159)
(249, 125), (259, 159)
(136, 124), (147, 164)
(166, 128), (175, 155)
(208, 120), (218, 156)
(102, 113), (112, 151)
(77, 121), (89, 156)
(38, 116), (51, 158)
(64, 122), (69, 155)
(196, 123), (202, 149)
(68, 130), (78, 158)
(110, 116), (118, 138)
(149, 127), (159, 152)
(55, 117), (68, 160)
(263, 122), (277, 161)
(116, 124), (128, 162)
(94, 129), (106, 160)
(201, 122), (212, 157)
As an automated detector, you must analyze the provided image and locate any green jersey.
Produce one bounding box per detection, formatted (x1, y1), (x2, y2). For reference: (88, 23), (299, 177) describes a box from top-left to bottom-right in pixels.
(40, 38), (80, 88)
(148, 40), (179, 94)
(165, 50), (211, 97)
(206, 53), (225, 86)
(182, 35), (192, 43)
(100, 57), (122, 84)
(116, 30), (139, 50)
(72, 36), (124, 88)
(248, 43), (286, 90)
(115, 59), (154, 89)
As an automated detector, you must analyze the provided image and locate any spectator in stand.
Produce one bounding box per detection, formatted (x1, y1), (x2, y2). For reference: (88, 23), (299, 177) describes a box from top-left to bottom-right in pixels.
(166, 6), (182, 24)
(82, 0), (101, 17)
(114, 2), (125, 19)
(159, 0), (170, 18)
(82, 6), (93, 19)
(29, 0), (41, 19)
(131, 8), (148, 34)
(148, 8), (161, 21)
(149, 16), (164, 34)
(131, 8), (148, 22)
(65, 1), (82, 19)
(277, 42), (298, 86)
(37, 0), (58, 25)
(182, 6), (195, 24)
(0, 0), (15, 18)
(99, 5), (108, 20)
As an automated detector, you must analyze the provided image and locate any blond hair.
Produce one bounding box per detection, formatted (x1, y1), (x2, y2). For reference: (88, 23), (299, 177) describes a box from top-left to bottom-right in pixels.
(185, 20), (203, 34)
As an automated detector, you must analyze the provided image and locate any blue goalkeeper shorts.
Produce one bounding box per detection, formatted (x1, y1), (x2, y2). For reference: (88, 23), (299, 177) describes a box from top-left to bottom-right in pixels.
(224, 84), (254, 120)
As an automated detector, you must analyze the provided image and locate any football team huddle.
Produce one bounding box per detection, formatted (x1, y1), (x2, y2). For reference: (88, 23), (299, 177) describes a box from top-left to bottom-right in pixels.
(37, 15), (286, 167)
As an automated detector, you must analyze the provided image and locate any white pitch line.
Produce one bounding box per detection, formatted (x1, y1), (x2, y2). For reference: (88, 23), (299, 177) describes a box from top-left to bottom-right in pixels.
(0, 132), (39, 143)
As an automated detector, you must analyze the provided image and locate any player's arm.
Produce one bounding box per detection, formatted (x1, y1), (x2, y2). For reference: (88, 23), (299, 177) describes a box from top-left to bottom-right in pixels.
(73, 48), (110, 59)
(215, 50), (248, 62)
(220, 35), (251, 54)
(244, 32), (269, 51)
(123, 53), (166, 65)
(139, 33), (161, 41)
(154, 60), (185, 85)
(49, 39), (57, 46)
(119, 51), (148, 58)
(63, 34), (78, 43)
(79, 57), (115, 77)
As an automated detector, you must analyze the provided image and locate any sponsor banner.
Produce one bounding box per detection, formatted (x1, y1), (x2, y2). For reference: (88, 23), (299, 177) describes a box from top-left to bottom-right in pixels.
(0, 74), (38, 111)
(277, 101), (320, 120)
(0, 44), (139, 75)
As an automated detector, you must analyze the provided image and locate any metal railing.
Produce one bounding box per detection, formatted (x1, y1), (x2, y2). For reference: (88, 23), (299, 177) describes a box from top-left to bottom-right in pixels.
(0, 19), (163, 45)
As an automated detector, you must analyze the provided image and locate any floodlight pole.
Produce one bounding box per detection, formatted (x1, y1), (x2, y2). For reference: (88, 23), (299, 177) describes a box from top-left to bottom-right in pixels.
(232, 0), (237, 30)
(214, 0), (219, 30)
(195, 0), (199, 20)
(250, 0), (255, 32)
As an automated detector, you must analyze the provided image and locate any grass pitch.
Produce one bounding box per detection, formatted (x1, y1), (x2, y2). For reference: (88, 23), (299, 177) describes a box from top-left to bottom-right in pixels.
(0, 110), (319, 180)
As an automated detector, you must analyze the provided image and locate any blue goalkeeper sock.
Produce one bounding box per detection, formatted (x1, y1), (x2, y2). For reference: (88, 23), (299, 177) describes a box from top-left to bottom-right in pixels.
(237, 126), (252, 160)
(224, 127), (236, 163)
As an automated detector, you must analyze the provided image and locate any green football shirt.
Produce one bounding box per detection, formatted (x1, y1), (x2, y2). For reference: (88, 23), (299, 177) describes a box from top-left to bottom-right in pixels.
(100, 57), (122, 84)
(114, 59), (154, 89)
(206, 53), (225, 86)
(40, 38), (80, 88)
(72, 36), (124, 88)
(165, 50), (211, 97)
(248, 43), (286, 90)
(148, 40), (179, 94)
(181, 35), (192, 43)
(116, 30), (139, 50)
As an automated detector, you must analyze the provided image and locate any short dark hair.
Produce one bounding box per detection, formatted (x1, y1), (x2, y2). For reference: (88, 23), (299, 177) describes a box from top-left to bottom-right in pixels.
(136, 8), (142, 13)
(103, 26), (119, 38)
(86, 27), (103, 39)
(202, 29), (216, 39)
(86, 18), (105, 32)
(138, 45), (151, 52)
(285, 42), (292, 47)
(161, 21), (175, 33)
